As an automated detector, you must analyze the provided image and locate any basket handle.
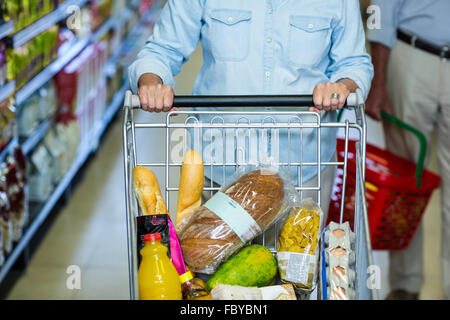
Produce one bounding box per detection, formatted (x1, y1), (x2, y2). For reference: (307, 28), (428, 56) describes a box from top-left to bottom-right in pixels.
(125, 91), (363, 109)
(338, 109), (427, 187)
(380, 111), (427, 187)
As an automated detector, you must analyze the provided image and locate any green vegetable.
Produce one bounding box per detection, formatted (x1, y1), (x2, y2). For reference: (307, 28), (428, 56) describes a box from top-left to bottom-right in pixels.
(206, 245), (278, 291)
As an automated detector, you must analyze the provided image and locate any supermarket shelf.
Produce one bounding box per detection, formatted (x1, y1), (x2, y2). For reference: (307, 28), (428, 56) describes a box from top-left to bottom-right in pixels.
(21, 119), (52, 155)
(0, 138), (92, 284)
(0, 1), (162, 286)
(0, 81), (16, 103)
(12, 0), (89, 49)
(0, 85), (128, 284)
(15, 37), (90, 107)
(0, 136), (19, 163)
(0, 20), (14, 41)
(14, 12), (118, 107)
(91, 17), (115, 43)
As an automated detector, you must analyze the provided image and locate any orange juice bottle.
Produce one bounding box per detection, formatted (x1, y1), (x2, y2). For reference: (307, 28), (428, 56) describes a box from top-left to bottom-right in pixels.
(138, 233), (182, 300)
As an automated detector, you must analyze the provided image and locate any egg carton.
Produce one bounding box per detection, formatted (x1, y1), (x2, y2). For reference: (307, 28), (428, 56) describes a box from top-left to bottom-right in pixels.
(320, 222), (358, 300)
(324, 221), (355, 251)
(327, 284), (356, 300)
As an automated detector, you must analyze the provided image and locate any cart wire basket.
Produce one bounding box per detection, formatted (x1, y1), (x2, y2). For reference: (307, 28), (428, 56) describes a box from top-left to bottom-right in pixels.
(122, 90), (377, 300)
(328, 111), (441, 251)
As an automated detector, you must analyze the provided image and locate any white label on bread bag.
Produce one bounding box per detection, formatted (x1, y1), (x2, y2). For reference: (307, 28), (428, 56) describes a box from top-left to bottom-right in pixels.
(204, 191), (261, 243)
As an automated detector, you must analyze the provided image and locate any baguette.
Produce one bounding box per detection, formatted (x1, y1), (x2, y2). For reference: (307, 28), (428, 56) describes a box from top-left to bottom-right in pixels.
(175, 150), (204, 230)
(133, 166), (168, 215)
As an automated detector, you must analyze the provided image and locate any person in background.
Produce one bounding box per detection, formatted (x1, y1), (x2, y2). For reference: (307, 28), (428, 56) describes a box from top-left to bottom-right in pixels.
(366, 0), (450, 300)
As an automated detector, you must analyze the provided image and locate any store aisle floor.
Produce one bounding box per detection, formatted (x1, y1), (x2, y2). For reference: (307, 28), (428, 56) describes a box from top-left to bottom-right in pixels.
(7, 116), (130, 300)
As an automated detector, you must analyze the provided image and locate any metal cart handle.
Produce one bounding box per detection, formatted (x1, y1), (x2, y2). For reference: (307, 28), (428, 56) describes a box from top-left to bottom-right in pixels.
(125, 91), (363, 109)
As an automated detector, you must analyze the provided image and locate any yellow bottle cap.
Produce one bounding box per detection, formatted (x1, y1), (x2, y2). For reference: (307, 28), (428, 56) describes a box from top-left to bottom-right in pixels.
(179, 271), (194, 283)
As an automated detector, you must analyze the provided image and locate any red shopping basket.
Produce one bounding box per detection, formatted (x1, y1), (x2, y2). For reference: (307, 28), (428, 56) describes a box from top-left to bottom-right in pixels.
(328, 112), (441, 250)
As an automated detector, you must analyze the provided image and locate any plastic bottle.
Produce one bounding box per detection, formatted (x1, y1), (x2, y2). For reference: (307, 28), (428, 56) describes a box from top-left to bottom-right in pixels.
(138, 233), (182, 300)
(180, 271), (212, 300)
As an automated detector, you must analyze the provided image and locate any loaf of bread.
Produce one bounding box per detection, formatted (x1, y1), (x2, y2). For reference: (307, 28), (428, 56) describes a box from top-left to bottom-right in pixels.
(178, 169), (286, 274)
(133, 166), (168, 215)
(175, 150), (204, 232)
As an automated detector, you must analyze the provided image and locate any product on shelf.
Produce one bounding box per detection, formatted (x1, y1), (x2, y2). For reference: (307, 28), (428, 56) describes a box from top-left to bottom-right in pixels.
(43, 129), (65, 184)
(4, 150), (28, 241)
(0, 40), (7, 87)
(277, 198), (323, 292)
(27, 113), (80, 203)
(179, 271), (212, 300)
(0, 98), (15, 149)
(7, 26), (59, 89)
(28, 144), (53, 202)
(178, 165), (292, 274)
(13, 147), (28, 232)
(38, 82), (58, 121)
(0, 215), (3, 266)
(1, 0), (56, 32)
(175, 149), (204, 232)
(54, 42), (108, 144)
(205, 245), (278, 291)
(138, 232), (182, 300)
(89, 0), (112, 31)
(0, 145), (28, 258)
(17, 93), (40, 137)
(0, 171), (12, 255)
(211, 284), (297, 301)
(54, 115), (80, 173)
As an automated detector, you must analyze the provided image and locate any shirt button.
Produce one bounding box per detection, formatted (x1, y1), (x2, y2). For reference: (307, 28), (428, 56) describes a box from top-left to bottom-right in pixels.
(266, 37), (272, 43)
(265, 71), (271, 78)
(268, 8), (273, 14)
(227, 17), (234, 23)
(308, 23), (314, 29)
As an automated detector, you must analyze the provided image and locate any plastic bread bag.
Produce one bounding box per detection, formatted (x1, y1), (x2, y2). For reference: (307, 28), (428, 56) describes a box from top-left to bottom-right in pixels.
(277, 198), (324, 292)
(178, 162), (295, 274)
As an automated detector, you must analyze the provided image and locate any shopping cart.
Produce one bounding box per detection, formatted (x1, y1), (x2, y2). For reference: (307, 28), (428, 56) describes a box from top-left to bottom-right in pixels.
(122, 90), (377, 300)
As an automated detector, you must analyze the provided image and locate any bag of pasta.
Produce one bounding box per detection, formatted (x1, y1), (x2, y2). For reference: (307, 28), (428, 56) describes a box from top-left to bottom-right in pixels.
(277, 198), (324, 292)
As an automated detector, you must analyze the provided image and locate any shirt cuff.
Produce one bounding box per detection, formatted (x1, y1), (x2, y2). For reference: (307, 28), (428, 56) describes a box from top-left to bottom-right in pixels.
(128, 59), (174, 93)
(330, 71), (371, 100)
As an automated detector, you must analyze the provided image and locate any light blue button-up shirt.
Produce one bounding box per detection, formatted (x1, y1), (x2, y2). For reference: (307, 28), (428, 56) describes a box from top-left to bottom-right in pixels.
(129, 0), (373, 185)
(367, 0), (450, 49)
